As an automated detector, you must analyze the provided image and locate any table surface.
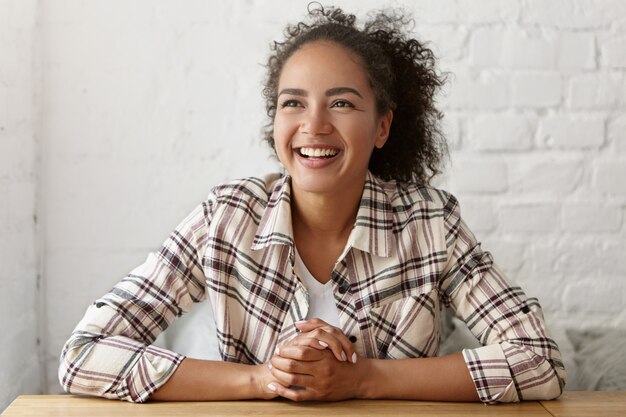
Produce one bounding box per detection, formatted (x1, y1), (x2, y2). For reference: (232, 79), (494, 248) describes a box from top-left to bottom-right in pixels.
(2, 392), (625, 417)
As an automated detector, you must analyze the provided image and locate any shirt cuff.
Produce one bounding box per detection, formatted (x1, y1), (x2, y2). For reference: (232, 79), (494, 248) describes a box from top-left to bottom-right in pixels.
(462, 344), (519, 403)
(109, 337), (185, 402)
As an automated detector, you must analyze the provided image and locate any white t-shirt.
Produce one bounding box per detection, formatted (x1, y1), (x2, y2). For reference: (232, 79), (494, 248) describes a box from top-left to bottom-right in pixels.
(294, 249), (342, 328)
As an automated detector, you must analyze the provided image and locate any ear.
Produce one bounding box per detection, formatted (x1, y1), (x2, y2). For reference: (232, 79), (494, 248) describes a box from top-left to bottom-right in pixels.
(374, 110), (393, 149)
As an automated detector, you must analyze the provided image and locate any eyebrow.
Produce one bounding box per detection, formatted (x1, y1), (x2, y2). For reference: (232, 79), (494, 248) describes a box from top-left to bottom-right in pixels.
(277, 87), (363, 99)
(326, 87), (363, 99)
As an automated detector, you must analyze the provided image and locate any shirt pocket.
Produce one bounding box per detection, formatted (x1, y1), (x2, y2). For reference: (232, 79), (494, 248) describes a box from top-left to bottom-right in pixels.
(368, 288), (440, 359)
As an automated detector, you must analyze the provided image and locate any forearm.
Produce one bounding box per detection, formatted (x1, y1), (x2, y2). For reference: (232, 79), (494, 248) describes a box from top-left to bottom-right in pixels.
(151, 358), (266, 401)
(359, 353), (479, 402)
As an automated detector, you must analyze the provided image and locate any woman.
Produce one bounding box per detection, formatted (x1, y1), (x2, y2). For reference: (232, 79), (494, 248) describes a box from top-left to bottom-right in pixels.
(59, 5), (566, 404)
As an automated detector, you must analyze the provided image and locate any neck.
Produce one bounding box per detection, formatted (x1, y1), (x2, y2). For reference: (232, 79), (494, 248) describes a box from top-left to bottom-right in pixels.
(291, 182), (364, 241)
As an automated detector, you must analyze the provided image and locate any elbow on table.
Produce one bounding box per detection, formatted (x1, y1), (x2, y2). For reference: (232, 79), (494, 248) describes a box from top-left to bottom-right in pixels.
(57, 333), (106, 397)
(524, 358), (567, 402)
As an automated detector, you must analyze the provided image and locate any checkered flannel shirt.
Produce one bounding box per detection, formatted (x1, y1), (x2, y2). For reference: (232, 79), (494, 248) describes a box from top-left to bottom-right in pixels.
(59, 171), (566, 403)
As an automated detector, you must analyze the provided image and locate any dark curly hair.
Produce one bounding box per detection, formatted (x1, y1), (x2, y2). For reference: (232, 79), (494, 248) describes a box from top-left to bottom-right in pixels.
(262, 3), (448, 185)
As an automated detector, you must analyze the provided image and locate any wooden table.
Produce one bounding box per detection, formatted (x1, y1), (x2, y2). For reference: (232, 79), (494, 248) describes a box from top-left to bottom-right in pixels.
(2, 392), (625, 416)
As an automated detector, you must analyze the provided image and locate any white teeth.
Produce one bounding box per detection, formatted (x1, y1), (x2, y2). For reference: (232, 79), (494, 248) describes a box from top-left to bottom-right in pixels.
(299, 147), (339, 157)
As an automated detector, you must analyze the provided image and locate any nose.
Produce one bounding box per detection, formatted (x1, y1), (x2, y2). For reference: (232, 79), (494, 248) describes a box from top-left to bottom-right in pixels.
(300, 106), (332, 136)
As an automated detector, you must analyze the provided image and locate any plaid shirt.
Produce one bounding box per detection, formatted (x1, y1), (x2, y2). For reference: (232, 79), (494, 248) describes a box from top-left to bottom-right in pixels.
(59, 171), (566, 403)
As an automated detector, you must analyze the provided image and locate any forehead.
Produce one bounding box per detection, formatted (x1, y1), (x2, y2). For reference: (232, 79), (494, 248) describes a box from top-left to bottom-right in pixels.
(278, 41), (370, 89)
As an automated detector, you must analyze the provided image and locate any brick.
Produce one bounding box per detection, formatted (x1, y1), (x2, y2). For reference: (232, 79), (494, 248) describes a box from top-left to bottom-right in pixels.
(538, 115), (605, 149)
(511, 72), (562, 108)
(475, 30), (594, 71)
(444, 70), (509, 110)
(609, 114), (626, 153)
(466, 115), (534, 151)
(514, 272), (565, 314)
(456, 0), (520, 24)
(558, 32), (596, 70)
(523, 0), (621, 29)
(530, 240), (562, 272)
(499, 204), (560, 232)
(602, 36), (626, 69)
(419, 25), (468, 62)
(564, 281), (624, 314)
(568, 73), (624, 109)
(561, 204), (623, 232)
(480, 237), (527, 273)
(448, 158), (508, 194)
(457, 197), (496, 233)
(605, 241), (626, 275)
(441, 114), (462, 150)
(594, 161), (626, 193)
(470, 28), (561, 69)
(469, 27), (502, 67)
(558, 239), (621, 274)
(508, 156), (584, 195)
(410, 0), (459, 24)
(501, 29), (559, 69)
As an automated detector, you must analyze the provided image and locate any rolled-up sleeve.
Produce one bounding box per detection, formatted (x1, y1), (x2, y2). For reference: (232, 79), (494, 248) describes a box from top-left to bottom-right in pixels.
(439, 194), (566, 403)
(59, 201), (212, 402)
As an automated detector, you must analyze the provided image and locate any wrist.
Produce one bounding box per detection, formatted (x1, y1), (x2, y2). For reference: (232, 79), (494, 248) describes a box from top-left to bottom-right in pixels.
(248, 363), (264, 399)
(249, 363), (278, 400)
(355, 357), (378, 399)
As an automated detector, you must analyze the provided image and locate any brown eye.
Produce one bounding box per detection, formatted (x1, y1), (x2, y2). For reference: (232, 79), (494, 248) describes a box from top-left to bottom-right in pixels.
(280, 100), (301, 108)
(332, 100), (355, 108)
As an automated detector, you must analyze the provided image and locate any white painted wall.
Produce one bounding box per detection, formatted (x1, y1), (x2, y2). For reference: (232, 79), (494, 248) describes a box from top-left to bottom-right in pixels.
(0, 0), (42, 411)
(1, 0), (625, 405)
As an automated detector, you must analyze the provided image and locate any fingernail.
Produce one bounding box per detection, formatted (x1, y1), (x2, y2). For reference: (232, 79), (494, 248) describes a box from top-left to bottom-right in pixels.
(275, 346), (279, 355)
(341, 351), (347, 362)
(352, 352), (357, 364)
(318, 340), (329, 348)
(268, 363), (273, 370)
(295, 320), (307, 324)
(267, 383), (277, 392)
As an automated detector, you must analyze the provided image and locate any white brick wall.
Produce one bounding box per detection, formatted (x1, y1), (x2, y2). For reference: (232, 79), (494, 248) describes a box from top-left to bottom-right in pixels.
(1, 0), (625, 400)
(0, 0), (42, 411)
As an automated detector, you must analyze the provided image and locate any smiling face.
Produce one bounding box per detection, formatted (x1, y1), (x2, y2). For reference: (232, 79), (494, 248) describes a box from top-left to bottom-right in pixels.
(273, 41), (392, 198)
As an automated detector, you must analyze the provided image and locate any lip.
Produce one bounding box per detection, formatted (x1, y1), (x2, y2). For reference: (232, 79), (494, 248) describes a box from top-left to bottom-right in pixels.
(293, 147), (341, 169)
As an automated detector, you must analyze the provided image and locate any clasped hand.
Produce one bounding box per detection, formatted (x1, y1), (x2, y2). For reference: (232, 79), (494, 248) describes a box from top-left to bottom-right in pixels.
(260, 318), (366, 401)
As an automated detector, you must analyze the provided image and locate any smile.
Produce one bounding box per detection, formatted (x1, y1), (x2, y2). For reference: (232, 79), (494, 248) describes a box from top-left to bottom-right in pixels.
(296, 147), (340, 158)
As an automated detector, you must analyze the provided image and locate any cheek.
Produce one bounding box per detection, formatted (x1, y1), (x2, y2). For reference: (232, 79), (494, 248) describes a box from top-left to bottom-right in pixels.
(272, 118), (290, 163)
(272, 115), (286, 143)
(273, 115), (297, 147)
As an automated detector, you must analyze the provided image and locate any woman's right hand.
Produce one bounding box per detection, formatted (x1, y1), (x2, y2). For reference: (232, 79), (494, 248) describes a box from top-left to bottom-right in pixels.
(289, 318), (357, 364)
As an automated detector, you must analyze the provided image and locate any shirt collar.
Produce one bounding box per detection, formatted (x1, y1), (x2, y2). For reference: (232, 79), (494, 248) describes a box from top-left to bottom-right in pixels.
(251, 171), (394, 258)
(252, 174), (294, 250)
(347, 171), (394, 258)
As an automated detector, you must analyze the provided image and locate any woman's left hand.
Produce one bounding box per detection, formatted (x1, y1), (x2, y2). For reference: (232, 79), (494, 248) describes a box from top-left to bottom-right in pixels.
(266, 319), (368, 401)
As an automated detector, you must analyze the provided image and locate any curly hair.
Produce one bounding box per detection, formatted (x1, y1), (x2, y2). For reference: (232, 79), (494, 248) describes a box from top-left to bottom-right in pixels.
(262, 3), (448, 185)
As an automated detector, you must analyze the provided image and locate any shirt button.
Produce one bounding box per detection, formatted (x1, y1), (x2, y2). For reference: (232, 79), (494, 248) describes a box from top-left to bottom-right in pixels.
(338, 282), (350, 294)
(349, 335), (357, 343)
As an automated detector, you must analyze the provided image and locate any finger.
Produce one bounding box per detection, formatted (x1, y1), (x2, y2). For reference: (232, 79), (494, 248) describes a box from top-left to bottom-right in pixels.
(295, 320), (357, 364)
(284, 337), (328, 352)
(308, 327), (355, 363)
(275, 345), (326, 362)
(267, 382), (313, 402)
(294, 318), (329, 332)
(271, 351), (323, 376)
(269, 362), (316, 387)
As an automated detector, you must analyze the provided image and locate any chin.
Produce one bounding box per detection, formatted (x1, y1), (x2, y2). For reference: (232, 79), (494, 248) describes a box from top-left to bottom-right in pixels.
(290, 174), (339, 195)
